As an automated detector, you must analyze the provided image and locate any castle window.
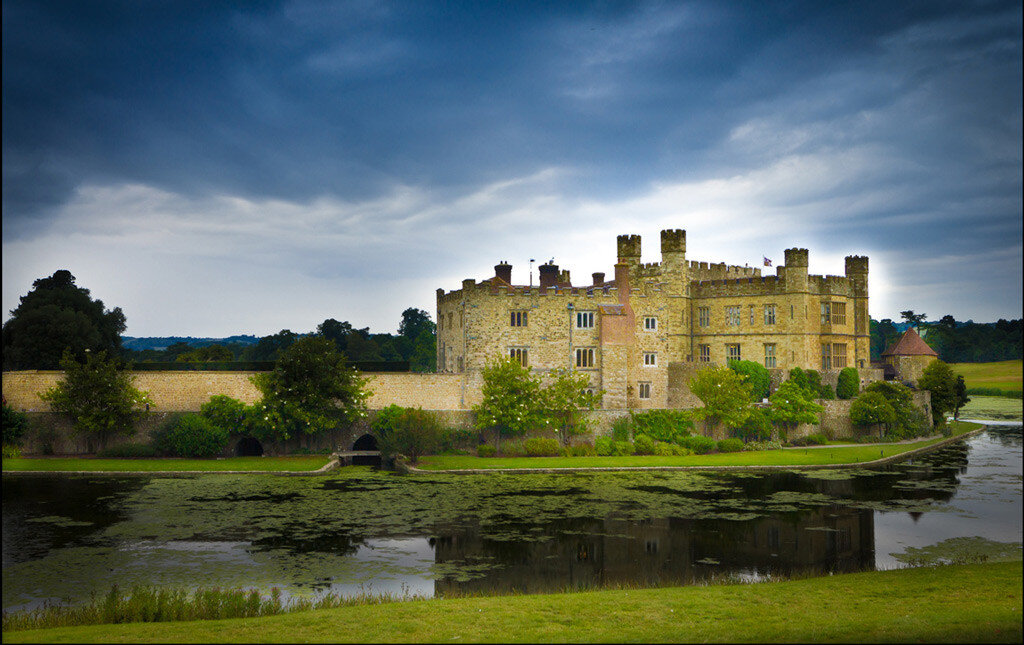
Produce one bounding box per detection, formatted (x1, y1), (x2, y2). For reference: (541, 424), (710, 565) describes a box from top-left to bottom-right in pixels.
(831, 302), (847, 325)
(698, 307), (710, 327)
(727, 344), (741, 362)
(699, 344), (711, 363)
(576, 347), (595, 368)
(576, 311), (595, 329)
(448, 312), (454, 329)
(764, 304), (776, 325)
(833, 343), (847, 368)
(749, 305), (755, 325)
(726, 306), (741, 326)
(638, 382), (652, 399)
(457, 356), (463, 372)
(764, 343), (777, 368)
(643, 352), (657, 367)
(510, 347), (529, 367)
(643, 316), (657, 330)
(511, 311), (528, 327)
(821, 343), (833, 370)
(820, 302), (831, 325)
(791, 305), (794, 320)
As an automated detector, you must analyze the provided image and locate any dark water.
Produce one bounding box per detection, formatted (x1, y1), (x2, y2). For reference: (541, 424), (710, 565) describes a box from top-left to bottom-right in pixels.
(3, 426), (1021, 612)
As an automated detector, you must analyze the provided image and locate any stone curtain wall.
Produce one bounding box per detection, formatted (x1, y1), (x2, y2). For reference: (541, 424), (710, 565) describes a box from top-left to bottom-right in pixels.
(3, 370), (465, 413)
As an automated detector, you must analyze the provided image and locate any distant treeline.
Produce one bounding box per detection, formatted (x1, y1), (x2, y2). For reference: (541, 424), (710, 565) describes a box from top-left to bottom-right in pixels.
(121, 308), (437, 372)
(871, 316), (1022, 363)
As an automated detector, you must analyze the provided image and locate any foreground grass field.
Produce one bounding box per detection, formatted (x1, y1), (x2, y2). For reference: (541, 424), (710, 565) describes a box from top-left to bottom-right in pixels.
(4, 561), (1020, 643)
(950, 360), (1022, 393)
(416, 422), (980, 471)
(0, 455), (332, 472)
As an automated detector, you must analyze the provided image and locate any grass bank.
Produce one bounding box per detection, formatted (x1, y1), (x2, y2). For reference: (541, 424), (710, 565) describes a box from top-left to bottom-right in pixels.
(0, 455), (332, 473)
(950, 359), (1022, 396)
(3, 561), (1020, 643)
(416, 422), (980, 471)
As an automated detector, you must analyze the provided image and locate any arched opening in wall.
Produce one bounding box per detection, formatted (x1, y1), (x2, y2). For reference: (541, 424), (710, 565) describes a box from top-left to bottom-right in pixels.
(235, 437), (264, 457)
(351, 434), (381, 466)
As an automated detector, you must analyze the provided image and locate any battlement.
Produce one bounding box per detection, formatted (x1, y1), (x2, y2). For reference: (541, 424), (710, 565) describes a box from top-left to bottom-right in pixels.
(661, 229), (686, 254)
(693, 275), (782, 297)
(845, 255), (868, 274)
(810, 274), (855, 296)
(688, 261), (762, 281)
(617, 234), (642, 259)
(784, 248), (809, 267)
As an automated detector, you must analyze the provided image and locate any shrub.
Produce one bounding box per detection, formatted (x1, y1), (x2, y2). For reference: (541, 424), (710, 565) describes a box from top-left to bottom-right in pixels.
(370, 405), (446, 463)
(3, 403), (29, 446)
(836, 367), (860, 400)
(96, 443), (159, 458)
(2, 444), (20, 459)
(476, 444), (496, 457)
(633, 434), (656, 455)
(153, 414), (229, 458)
(652, 441), (674, 456)
(731, 407), (773, 442)
(629, 410), (695, 445)
(806, 433), (828, 445)
(523, 437), (561, 457)
(439, 427), (476, 453)
(611, 417), (631, 442)
(819, 385), (836, 400)
(563, 443), (597, 457)
(671, 444), (693, 456)
(728, 360), (771, 401)
(680, 435), (717, 454)
(199, 395), (248, 433)
(717, 438), (744, 453)
(595, 436), (614, 456)
(611, 440), (635, 456)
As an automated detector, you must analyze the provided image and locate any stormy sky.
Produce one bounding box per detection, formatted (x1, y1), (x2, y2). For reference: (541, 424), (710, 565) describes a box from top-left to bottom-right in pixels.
(3, 0), (1021, 337)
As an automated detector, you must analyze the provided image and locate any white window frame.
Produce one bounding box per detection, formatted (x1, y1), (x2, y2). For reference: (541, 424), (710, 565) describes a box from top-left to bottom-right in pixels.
(643, 352), (657, 367)
(510, 347), (529, 367)
(576, 311), (595, 329)
(764, 343), (776, 369)
(726, 306), (741, 327)
(643, 316), (657, 331)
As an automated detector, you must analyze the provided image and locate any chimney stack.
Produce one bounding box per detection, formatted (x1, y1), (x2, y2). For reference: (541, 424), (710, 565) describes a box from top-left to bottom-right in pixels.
(538, 262), (559, 290)
(494, 261), (512, 285)
(592, 272), (605, 286)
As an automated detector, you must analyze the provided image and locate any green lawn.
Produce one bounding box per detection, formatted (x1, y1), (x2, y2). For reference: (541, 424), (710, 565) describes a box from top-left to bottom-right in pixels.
(4, 561), (1019, 643)
(950, 360), (1022, 392)
(1, 455), (332, 472)
(416, 422), (980, 471)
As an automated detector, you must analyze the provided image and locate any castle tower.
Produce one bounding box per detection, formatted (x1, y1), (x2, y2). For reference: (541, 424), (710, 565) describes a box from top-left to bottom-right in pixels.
(845, 255), (870, 367)
(617, 234), (641, 267)
(660, 229), (687, 294)
(782, 248), (809, 292)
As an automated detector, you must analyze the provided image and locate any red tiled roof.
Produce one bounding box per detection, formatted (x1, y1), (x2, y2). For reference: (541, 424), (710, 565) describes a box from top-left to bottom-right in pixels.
(881, 328), (939, 357)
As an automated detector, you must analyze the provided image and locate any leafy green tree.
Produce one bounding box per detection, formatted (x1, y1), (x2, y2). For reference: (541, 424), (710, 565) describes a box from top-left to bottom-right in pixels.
(542, 368), (601, 446)
(199, 395), (249, 433)
(870, 318), (901, 361)
(473, 356), (545, 453)
(250, 336), (369, 444)
(900, 310), (927, 330)
(863, 381), (927, 439)
(399, 308), (436, 341)
(153, 413), (229, 458)
(3, 403), (29, 447)
(732, 407), (773, 442)
(688, 366), (752, 430)
(370, 405), (445, 463)
(768, 381), (824, 439)
(836, 367), (860, 400)
(849, 391), (897, 435)
(241, 330), (298, 362)
(40, 350), (151, 451)
(176, 344), (233, 362)
(409, 328), (437, 372)
(2, 270), (127, 370)
(728, 360), (771, 401)
(918, 360), (957, 426)
(953, 375), (970, 421)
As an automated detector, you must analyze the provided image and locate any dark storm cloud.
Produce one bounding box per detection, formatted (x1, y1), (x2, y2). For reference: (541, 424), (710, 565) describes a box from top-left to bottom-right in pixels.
(2, 1), (1021, 333)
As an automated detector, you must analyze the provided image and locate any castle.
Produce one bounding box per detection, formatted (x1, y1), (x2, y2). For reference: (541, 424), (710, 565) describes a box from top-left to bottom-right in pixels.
(437, 229), (871, 409)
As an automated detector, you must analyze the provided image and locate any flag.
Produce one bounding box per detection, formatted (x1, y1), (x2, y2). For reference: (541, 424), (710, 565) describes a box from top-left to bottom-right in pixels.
(763, 257), (772, 267)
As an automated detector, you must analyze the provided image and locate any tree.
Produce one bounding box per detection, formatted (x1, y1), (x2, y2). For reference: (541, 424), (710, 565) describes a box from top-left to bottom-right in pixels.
(40, 350), (151, 451)
(900, 310), (927, 330)
(3, 402), (29, 447)
(250, 336), (369, 444)
(473, 356), (545, 453)
(688, 366), (752, 430)
(370, 405), (445, 463)
(2, 270), (127, 370)
(953, 375), (970, 421)
(850, 391), (897, 436)
(836, 367), (860, 400)
(399, 308), (435, 341)
(176, 344), (233, 362)
(542, 368), (601, 446)
(768, 381), (824, 439)
(241, 330), (298, 362)
(918, 360), (957, 426)
(728, 360), (771, 401)
(862, 381), (926, 439)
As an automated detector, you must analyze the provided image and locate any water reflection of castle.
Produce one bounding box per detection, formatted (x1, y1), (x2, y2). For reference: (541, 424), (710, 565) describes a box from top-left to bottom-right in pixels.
(433, 505), (874, 595)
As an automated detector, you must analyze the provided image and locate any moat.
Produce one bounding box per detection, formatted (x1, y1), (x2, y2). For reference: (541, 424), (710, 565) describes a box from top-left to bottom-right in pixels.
(3, 426), (1021, 612)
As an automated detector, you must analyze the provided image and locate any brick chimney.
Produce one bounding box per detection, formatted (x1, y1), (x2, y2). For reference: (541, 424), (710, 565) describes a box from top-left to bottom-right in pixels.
(494, 261), (512, 285)
(539, 262), (559, 290)
(592, 272), (605, 286)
